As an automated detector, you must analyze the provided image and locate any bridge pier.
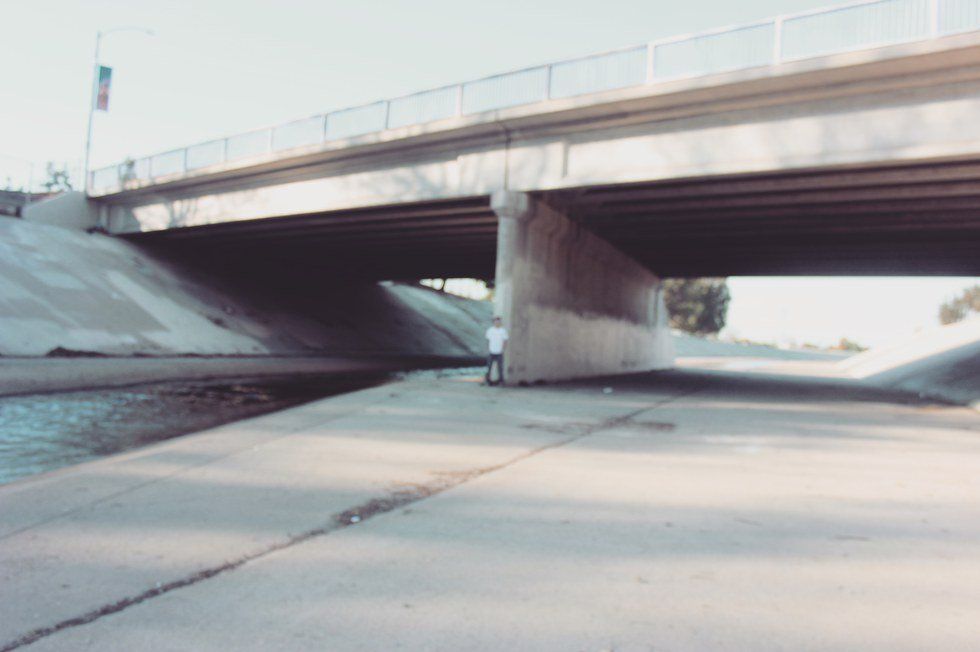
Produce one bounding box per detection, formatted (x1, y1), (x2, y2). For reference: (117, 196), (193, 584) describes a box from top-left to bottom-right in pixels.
(491, 191), (673, 384)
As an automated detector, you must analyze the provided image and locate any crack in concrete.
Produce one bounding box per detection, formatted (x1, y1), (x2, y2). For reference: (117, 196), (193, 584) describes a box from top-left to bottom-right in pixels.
(1, 386), (696, 651)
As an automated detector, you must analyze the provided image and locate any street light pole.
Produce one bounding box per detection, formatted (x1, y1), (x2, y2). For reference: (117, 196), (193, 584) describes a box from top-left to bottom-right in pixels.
(82, 31), (102, 195)
(82, 26), (154, 195)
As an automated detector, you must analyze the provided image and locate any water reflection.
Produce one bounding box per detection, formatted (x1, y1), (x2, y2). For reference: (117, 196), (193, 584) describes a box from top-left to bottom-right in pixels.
(0, 377), (381, 486)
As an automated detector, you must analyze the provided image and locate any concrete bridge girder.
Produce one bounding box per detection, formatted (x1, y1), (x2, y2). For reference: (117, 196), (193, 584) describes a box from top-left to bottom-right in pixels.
(95, 35), (980, 234)
(64, 36), (980, 278)
(22, 35), (980, 283)
(105, 82), (980, 235)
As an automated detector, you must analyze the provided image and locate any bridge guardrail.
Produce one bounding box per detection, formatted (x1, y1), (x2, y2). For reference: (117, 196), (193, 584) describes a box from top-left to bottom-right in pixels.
(89, 0), (980, 195)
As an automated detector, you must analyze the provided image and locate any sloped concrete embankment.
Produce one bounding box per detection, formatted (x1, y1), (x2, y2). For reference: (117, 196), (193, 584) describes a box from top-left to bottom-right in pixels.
(673, 331), (848, 361)
(0, 217), (491, 388)
(837, 317), (980, 408)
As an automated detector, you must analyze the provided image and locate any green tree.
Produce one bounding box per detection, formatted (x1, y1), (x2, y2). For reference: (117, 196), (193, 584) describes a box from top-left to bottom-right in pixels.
(663, 278), (731, 335)
(836, 337), (867, 352)
(41, 162), (73, 193)
(939, 285), (980, 325)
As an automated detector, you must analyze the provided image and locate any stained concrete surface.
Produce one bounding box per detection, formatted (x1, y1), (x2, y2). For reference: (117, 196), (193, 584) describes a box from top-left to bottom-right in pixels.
(1, 369), (977, 651)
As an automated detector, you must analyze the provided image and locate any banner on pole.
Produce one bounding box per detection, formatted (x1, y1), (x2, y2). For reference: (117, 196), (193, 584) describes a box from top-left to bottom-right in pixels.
(96, 66), (112, 111)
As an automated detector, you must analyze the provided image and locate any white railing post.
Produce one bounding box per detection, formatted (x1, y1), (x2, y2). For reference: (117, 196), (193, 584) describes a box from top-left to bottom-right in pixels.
(221, 138), (229, 163)
(646, 42), (656, 82)
(545, 64), (553, 100)
(929, 0), (941, 36)
(383, 100), (392, 130)
(454, 84), (464, 116)
(772, 17), (784, 65)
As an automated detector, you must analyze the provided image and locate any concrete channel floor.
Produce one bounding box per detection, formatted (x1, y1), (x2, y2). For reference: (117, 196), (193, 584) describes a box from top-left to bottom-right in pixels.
(1, 369), (978, 651)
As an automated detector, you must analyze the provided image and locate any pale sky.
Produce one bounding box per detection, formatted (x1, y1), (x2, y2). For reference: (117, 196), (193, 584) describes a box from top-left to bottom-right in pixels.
(724, 277), (977, 348)
(1, 0), (976, 349)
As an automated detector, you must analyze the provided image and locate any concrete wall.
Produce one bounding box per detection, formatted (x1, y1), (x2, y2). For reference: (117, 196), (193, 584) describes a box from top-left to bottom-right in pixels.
(0, 217), (490, 358)
(492, 192), (673, 383)
(22, 191), (100, 230)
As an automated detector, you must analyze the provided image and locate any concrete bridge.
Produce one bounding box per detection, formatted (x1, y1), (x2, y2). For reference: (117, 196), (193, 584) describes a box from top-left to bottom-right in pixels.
(32, 0), (980, 383)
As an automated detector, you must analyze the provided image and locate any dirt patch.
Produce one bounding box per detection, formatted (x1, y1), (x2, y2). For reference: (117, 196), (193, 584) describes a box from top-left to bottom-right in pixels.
(632, 421), (677, 432)
(520, 421), (595, 435)
(337, 487), (435, 525)
(44, 347), (108, 358)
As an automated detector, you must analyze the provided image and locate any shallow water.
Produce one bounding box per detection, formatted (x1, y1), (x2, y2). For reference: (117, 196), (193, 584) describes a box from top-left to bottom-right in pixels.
(0, 376), (382, 486)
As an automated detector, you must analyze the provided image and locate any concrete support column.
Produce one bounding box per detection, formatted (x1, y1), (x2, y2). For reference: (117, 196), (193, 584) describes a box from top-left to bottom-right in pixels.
(491, 190), (673, 384)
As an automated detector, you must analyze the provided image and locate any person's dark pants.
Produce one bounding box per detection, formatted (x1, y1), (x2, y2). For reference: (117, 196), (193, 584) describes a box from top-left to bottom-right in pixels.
(486, 353), (505, 385)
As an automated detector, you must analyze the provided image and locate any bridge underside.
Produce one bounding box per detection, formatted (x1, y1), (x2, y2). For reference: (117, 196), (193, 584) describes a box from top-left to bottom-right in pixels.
(125, 160), (980, 281)
(126, 197), (500, 284)
(557, 159), (980, 277)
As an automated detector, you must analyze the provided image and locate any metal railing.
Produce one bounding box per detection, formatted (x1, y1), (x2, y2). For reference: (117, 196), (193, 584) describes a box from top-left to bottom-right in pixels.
(89, 0), (980, 194)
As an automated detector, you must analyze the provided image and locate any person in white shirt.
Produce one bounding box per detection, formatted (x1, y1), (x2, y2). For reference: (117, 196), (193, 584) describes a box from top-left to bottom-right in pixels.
(485, 316), (508, 386)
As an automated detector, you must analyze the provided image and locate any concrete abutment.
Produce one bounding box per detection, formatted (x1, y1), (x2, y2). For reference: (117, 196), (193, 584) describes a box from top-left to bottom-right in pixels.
(491, 191), (674, 384)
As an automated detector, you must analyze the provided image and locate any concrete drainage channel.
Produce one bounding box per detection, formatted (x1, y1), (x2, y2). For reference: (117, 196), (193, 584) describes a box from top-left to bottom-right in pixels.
(0, 390), (691, 652)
